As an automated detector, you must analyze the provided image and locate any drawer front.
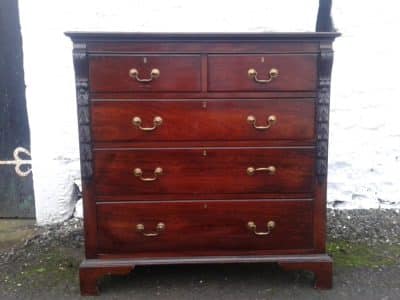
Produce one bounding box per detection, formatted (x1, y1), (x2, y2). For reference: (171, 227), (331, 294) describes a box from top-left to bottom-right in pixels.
(96, 200), (313, 254)
(89, 55), (201, 92)
(94, 148), (314, 197)
(91, 99), (315, 143)
(208, 54), (317, 91)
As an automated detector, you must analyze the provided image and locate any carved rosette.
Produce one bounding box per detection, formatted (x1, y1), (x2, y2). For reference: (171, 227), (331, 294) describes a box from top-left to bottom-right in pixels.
(316, 42), (334, 183)
(73, 43), (92, 179)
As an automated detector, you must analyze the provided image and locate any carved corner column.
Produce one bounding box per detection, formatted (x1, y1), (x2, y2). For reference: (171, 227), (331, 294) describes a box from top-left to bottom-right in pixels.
(73, 43), (92, 180)
(316, 42), (334, 184)
(72, 43), (97, 259)
(313, 41), (335, 255)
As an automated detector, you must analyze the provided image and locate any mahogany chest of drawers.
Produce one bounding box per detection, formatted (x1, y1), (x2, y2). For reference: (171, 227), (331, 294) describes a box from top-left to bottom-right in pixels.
(67, 31), (339, 295)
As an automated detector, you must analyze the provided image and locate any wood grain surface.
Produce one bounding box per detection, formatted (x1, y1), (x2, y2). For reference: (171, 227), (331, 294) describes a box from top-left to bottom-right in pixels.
(96, 200), (313, 254)
(93, 148), (315, 196)
(91, 99), (315, 143)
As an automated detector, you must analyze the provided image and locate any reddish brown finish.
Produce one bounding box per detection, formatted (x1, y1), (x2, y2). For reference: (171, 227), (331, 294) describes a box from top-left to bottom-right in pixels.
(208, 54), (317, 92)
(96, 200), (313, 255)
(80, 264), (134, 296)
(89, 55), (201, 92)
(97, 248), (318, 259)
(81, 180), (97, 258)
(279, 258), (333, 289)
(96, 194), (313, 202)
(67, 31), (339, 295)
(91, 99), (315, 143)
(86, 41), (322, 53)
(94, 140), (315, 149)
(313, 181), (328, 252)
(92, 91), (317, 99)
(79, 254), (332, 295)
(93, 148), (315, 197)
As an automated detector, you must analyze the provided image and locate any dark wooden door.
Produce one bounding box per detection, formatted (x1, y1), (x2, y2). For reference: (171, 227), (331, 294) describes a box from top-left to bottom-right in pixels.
(0, 0), (35, 218)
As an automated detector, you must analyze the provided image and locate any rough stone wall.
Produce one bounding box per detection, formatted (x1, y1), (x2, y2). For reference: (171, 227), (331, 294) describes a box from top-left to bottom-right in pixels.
(18, 0), (400, 224)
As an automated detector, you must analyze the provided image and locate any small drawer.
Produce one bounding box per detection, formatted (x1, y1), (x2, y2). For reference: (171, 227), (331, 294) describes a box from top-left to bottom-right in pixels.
(94, 148), (314, 197)
(89, 55), (201, 92)
(208, 54), (317, 92)
(91, 99), (315, 143)
(96, 200), (314, 255)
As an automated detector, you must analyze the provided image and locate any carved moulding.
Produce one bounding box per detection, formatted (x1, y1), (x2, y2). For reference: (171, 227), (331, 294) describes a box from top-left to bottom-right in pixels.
(73, 44), (92, 179)
(316, 43), (334, 183)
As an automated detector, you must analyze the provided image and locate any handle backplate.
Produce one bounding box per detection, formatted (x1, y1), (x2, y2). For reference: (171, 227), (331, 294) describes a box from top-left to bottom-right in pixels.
(247, 220), (276, 236)
(134, 167), (163, 181)
(248, 68), (279, 83)
(247, 115), (276, 130)
(132, 116), (163, 131)
(129, 68), (160, 82)
(247, 166), (276, 176)
(136, 222), (165, 237)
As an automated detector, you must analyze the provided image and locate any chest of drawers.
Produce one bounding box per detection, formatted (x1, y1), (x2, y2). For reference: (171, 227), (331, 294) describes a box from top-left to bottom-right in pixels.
(67, 31), (339, 295)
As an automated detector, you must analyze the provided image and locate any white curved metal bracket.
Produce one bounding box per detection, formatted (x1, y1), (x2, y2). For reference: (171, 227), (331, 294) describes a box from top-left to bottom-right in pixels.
(0, 147), (32, 176)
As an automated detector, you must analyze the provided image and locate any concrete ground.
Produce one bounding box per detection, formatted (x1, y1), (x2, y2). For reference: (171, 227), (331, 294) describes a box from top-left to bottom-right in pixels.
(0, 219), (37, 251)
(1, 214), (400, 300)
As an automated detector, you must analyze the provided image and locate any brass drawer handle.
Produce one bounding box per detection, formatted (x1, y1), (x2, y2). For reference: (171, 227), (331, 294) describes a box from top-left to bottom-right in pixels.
(134, 167), (163, 181)
(248, 68), (279, 83)
(136, 222), (165, 237)
(247, 220), (276, 236)
(129, 68), (160, 83)
(247, 166), (276, 176)
(132, 116), (163, 131)
(247, 115), (276, 130)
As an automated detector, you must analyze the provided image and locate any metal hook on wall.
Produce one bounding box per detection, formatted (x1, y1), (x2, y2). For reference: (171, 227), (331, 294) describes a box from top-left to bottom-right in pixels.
(0, 147), (32, 176)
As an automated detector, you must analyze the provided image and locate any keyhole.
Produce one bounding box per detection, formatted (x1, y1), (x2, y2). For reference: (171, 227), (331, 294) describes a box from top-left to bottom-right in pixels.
(261, 56), (265, 63)
(202, 101), (207, 109)
(203, 150), (207, 156)
(143, 57), (147, 64)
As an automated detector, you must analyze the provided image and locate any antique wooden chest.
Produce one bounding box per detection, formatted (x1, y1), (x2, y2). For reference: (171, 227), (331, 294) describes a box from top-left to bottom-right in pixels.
(67, 25), (339, 295)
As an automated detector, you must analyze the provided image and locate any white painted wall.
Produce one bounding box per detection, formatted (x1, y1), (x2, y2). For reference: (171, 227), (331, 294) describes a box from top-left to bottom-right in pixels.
(18, 0), (400, 224)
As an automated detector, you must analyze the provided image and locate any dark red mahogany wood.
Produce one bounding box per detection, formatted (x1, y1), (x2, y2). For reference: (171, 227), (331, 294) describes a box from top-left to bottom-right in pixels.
(66, 30), (339, 295)
(208, 54), (317, 92)
(90, 55), (201, 92)
(93, 148), (315, 196)
(96, 200), (313, 254)
(80, 254), (332, 295)
(91, 99), (315, 143)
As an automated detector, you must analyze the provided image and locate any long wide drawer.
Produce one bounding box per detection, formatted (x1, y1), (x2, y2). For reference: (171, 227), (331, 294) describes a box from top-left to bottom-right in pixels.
(96, 200), (314, 255)
(208, 54), (317, 91)
(91, 99), (315, 143)
(94, 148), (315, 196)
(89, 55), (201, 92)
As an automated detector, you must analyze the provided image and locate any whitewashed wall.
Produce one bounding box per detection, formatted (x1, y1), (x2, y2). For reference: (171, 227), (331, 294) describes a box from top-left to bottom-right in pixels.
(18, 0), (400, 224)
